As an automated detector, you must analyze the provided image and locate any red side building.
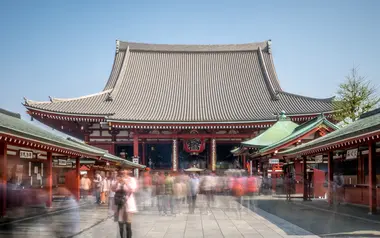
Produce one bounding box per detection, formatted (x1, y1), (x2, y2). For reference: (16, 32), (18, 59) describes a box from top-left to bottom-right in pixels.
(23, 40), (334, 172)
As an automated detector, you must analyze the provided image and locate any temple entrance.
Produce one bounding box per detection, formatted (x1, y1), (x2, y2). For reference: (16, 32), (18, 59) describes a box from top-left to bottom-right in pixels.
(146, 143), (172, 169)
(115, 145), (133, 161)
(178, 141), (209, 170)
(216, 143), (240, 170)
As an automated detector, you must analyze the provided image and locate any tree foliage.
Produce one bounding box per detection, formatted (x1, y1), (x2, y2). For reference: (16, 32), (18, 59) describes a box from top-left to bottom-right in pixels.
(333, 67), (379, 124)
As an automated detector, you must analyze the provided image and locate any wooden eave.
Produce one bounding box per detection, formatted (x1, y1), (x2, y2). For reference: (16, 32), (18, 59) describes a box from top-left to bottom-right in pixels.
(283, 130), (380, 157)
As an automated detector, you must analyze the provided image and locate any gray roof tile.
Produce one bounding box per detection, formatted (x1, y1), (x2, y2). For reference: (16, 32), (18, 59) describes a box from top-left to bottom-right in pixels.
(25, 41), (333, 123)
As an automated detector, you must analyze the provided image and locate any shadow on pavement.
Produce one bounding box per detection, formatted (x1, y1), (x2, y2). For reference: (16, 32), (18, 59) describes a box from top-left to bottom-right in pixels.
(242, 197), (380, 237)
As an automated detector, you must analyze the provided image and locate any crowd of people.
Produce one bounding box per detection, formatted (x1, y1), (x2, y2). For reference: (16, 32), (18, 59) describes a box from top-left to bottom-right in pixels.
(136, 170), (264, 215)
(80, 169), (267, 238)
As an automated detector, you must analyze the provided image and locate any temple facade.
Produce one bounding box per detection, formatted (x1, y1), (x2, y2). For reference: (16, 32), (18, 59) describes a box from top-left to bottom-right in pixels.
(24, 40), (335, 171)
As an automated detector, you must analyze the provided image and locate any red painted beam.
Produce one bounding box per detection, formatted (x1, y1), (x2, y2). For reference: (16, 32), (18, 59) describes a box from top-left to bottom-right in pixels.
(133, 135), (139, 157)
(368, 142), (377, 214)
(46, 151), (53, 208)
(76, 157), (80, 202)
(138, 134), (252, 139)
(0, 133), (99, 159)
(327, 151), (333, 205)
(0, 141), (7, 217)
(285, 130), (380, 157)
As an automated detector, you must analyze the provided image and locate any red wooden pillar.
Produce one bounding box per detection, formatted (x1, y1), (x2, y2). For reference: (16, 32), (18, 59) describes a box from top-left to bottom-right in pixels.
(46, 151), (53, 208)
(84, 132), (90, 144)
(0, 141), (7, 217)
(76, 157), (80, 202)
(368, 142), (377, 214)
(327, 151), (334, 205)
(142, 141), (146, 166)
(303, 156), (308, 201)
(133, 135), (139, 157)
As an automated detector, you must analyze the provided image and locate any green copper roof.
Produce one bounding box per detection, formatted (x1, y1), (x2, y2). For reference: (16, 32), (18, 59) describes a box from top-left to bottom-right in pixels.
(0, 109), (144, 169)
(280, 108), (380, 155)
(259, 114), (339, 154)
(242, 112), (298, 147)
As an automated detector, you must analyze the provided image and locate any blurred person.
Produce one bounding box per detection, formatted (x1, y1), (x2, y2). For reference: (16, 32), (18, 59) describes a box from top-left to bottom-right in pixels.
(101, 175), (109, 204)
(93, 172), (102, 204)
(188, 173), (200, 214)
(179, 171), (189, 204)
(246, 174), (258, 210)
(257, 174), (263, 195)
(163, 172), (175, 216)
(201, 171), (215, 214)
(80, 174), (91, 200)
(173, 175), (183, 214)
(112, 169), (137, 238)
(333, 172), (344, 205)
(109, 171), (118, 215)
(141, 171), (152, 210)
(151, 172), (159, 207)
(155, 172), (166, 215)
(285, 172), (292, 201)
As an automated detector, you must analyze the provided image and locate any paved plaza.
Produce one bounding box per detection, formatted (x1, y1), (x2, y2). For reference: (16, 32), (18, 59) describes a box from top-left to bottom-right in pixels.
(2, 195), (380, 237)
(76, 195), (317, 238)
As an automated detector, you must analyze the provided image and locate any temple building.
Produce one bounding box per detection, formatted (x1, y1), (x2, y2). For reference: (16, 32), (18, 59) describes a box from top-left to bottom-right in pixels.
(232, 112), (339, 194)
(23, 40), (334, 171)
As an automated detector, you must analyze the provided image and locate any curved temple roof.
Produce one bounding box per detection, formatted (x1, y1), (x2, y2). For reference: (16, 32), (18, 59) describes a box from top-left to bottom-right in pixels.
(24, 40), (334, 123)
(0, 109), (145, 169)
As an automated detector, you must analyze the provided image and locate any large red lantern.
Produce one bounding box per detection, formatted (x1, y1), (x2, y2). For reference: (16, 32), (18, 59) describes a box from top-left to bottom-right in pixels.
(183, 138), (206, 153)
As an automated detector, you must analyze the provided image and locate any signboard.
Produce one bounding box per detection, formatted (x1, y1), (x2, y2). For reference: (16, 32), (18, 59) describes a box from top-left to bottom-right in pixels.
(132, 156), (139, 164)
(58, 159), (67, 166)
(346, 148), (358, 160)
(20, 150), (33, 159)
(269, 158), (279, 164)
(315, 155), (323, 163)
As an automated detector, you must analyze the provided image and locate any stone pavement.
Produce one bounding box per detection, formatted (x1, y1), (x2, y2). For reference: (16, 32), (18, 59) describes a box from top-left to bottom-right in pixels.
(252, 196), (380, 237)
(0, 201), (110, 238)
(76, 195), (318, 238)
(0, 198), (91, 224)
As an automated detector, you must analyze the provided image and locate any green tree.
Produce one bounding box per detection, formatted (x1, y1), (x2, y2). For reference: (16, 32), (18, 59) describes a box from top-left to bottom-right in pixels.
(333, 67), (379, 124)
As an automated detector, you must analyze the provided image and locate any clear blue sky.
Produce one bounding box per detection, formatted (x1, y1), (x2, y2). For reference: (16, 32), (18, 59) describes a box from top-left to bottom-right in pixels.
(1, 0), (379, 122)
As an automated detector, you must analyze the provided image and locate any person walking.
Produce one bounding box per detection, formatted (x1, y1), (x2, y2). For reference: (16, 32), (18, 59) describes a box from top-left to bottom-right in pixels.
(112, 169), (137, 238)
(188, 173), (199, 214)
(93, 172), (102, 204)
(164, 172), (175, 216)
(101, 175), (109, 204)
(80, 174), (91, 200)
(108, 171), (118, 215)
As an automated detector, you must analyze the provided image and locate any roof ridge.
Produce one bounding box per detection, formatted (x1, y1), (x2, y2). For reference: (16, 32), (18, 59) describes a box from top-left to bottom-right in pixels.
(109, 46), (131, 99)
(23, 97), (51, 106)
(257, 47), (279, 101)
(0, 108), (21, 119)
(47, 89), (112, 103)
(118, 40), (270, 52)
(277, 91), (335, 102)
(359, 107), (380, 119)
